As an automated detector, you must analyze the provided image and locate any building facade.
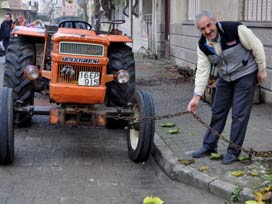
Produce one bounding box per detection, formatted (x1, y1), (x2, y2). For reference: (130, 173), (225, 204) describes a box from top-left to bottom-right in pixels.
(0, 0), (38, 23)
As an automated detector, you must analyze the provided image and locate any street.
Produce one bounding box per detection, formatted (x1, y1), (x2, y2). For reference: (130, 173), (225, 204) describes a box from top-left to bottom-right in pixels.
(0, 57), (226, 204)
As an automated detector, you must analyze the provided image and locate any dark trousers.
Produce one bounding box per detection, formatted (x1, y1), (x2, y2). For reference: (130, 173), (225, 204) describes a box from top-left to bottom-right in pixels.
(203, 71), (257, 155)
(2, 37), (10, 51)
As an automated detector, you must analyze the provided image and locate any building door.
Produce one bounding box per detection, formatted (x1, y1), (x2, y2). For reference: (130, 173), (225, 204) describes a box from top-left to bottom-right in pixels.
(164, 0), (170, 59)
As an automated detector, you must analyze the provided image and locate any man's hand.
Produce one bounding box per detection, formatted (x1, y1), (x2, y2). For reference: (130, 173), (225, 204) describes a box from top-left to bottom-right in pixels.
(187, 95), (201, 113)
(257, 70), (267, 84)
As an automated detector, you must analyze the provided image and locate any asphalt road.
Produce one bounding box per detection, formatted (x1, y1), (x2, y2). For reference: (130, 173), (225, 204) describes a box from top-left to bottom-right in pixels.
(0, 57), (226, 204)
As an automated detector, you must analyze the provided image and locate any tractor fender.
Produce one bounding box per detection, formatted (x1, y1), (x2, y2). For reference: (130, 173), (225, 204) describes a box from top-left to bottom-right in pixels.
(12, 26), (47, 38)
(99, 34), (133, 43)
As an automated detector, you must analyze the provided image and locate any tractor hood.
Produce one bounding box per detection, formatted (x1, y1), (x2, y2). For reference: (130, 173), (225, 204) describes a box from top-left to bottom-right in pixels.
(52, 28), (110, 46)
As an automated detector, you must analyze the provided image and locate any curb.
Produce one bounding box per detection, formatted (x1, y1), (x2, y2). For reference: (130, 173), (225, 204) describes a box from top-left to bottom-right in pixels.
(151, 133), (255, 202)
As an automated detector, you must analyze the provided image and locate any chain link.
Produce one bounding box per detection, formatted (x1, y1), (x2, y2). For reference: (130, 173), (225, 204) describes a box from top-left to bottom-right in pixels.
(107, 111), (272, 158)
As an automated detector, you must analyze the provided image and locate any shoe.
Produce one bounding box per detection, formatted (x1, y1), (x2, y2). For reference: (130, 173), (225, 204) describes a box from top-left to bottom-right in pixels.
(192, 147), (217, 158)
(222, 153), (238, 165)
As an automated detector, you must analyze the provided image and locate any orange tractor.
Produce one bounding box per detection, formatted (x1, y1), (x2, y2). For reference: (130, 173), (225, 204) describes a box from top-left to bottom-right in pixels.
(0, 20), (155, 164)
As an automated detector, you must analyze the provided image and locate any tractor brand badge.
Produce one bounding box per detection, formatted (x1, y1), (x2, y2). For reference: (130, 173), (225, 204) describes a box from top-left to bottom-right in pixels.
(62, 57), (100, 64)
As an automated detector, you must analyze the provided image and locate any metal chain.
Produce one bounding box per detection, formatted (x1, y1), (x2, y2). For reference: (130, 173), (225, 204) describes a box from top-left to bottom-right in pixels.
(107, 111), (272, 158)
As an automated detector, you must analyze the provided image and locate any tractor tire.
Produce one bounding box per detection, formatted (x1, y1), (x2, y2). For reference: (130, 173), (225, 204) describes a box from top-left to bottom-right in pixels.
(0, 87), (14, 164)
(4, 36), (35, 126)
(106, 45), (135, 128)
(127, 90), (155, 162)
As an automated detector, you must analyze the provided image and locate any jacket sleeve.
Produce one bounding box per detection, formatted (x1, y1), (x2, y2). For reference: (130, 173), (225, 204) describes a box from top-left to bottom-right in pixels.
(238, 25), (266, 71)
(194, 46), (211, 96)
(0, 23), (3, 41)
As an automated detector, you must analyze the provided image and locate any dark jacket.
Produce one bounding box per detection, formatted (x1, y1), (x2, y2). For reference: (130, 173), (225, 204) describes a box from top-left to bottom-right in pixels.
(0, 20), (13, 40)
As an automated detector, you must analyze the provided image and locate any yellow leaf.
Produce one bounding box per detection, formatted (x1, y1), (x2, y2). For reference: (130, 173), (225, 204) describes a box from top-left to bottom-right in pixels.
(199, 165), (209, 172)
(231, 170), (244, 177)
(153, 197), (164, 204)
(254, 191), (263, 201)
(245, 201), (258, 204)
(249, 170), (259, 176)
(178, 159), (195, 166)
(143, 196), (164, 204)
(143, 196), (153, 204)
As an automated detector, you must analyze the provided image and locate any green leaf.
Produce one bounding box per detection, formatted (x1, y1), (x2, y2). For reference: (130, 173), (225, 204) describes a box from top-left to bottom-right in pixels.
(178, 159), (195, 166)
(231, 187), (242, 202)
(209, 153), (223, 160)
(238, 155), (250, 161)
(168, 128), (180, 134)
(264, 175), (272, 181)
(231, 170), (244, 177)
(160, 122), (175, 127)
(199, 165), (209, 172)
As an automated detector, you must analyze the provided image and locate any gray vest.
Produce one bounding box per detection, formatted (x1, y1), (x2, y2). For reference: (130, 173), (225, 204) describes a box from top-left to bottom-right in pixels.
(208, 44), (257, 81)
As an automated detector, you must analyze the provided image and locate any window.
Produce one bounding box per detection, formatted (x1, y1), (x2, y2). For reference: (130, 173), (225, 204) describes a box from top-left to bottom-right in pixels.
(187, 0), (200, 20)
(244, 0), (272, 21)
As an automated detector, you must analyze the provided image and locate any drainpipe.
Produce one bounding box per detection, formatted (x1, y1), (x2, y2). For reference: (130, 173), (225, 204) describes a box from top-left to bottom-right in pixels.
(130, 0), (133, 38)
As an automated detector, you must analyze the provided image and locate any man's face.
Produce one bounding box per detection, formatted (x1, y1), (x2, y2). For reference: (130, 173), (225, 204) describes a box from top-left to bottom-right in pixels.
(197, 16), (218, 41)
(18, 17), (24, 23)
(5, 15), (11, 22)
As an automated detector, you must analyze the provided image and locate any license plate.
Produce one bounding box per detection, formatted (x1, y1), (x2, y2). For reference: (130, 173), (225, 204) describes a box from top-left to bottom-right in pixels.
(78, 71), (100, 86)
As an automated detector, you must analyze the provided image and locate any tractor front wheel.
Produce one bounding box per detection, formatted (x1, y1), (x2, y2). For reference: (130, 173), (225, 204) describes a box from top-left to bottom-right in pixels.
(127, 90), (155, 162)
(0, 87), (14, 164)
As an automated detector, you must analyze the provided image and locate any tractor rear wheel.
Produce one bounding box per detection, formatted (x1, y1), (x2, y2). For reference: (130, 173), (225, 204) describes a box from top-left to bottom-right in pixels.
(0, 87), (14, 164)
(4, 36), (35, 126)
(106, 44), (135, 128)
(127, 90), (155, 162)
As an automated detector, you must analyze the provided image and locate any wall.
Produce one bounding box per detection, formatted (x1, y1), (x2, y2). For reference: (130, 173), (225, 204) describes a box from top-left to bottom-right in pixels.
(154, 0), (272, 103)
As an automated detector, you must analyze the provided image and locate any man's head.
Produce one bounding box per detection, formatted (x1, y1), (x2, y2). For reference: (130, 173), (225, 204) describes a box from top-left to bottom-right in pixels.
(17, 16), (25, 25)
(195, 11), (218, 41)
(5, 13), (12, 22)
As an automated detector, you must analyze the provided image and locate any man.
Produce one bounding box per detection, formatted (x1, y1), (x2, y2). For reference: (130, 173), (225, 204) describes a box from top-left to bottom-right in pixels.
(187, 11), (267, 165)
(0, 13), (13, 51)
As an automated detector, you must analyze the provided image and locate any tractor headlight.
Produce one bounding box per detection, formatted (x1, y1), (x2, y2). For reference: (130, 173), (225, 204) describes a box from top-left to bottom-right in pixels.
(24, 65), (39, 81)
(115, 70), (129, 84)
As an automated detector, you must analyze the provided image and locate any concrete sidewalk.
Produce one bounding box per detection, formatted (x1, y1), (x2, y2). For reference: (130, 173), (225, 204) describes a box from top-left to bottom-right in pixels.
(135, 58), (272, 203)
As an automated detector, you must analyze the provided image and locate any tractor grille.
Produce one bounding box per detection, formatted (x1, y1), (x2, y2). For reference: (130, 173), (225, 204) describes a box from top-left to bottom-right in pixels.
(57, 64), (103, 85)
(59, 41), (104, 57)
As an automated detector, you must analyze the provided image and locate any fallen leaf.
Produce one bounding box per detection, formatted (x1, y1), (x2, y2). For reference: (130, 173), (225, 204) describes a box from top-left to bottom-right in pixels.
(160, 122), (175, 127)
(143, 196), (164, 204)
(245, 201), (258, 204)
(231, 170), (244, 177)
(262, 191), (271, 201)
(254, 191), (263, 201)
(249, 170), (259, 176)
(238, 155), (250, 161)
(168, 128), (180, 134)
(178, 158), (195, 166)
(209, 153), (223, 160)
(199, 165), (209, 172)
(264, 175), (272, 181)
